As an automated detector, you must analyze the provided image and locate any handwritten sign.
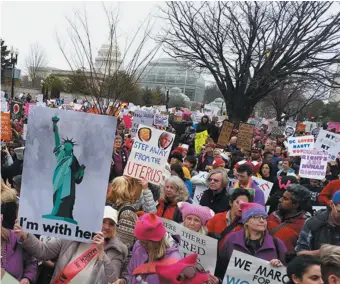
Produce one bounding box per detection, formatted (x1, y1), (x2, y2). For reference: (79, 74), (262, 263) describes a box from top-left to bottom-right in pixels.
(287, 135), (314, 156)
(223, 250), (288, 284)
(162, 218), (218, 274)
(299, 150), (328, 180)
(0, 112), (12, 141)
(314, 129), (340, 161)
(131, 110), (154, 136)
(217, 122), (234, 147)
(192, 172), (209, 204)
(237, 123), (254, 152)
(328, 122), (340, 132)
(195, 130), (209, 154)
(124, 124), (174, 184)
(252, 176), (273, 202)
(153, 113), (169, 127)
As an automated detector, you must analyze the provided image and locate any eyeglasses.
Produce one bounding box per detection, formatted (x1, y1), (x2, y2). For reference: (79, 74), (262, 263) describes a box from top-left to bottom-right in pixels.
(176, 263), (206, 281)
(251, 215), (268, 221)
(208, 178), (221, 183)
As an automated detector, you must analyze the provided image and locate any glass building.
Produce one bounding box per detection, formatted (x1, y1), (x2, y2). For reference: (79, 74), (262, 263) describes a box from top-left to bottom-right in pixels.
(139, 58), (205, 102)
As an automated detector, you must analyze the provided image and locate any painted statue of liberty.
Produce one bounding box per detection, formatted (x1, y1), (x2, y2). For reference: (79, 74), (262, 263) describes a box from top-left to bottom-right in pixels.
(42, 115), (86, 224)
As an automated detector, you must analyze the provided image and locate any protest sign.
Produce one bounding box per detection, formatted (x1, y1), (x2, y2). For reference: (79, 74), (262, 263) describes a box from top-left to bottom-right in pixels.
(299, 150), (328, 180)
(131, 110), (154, 136)
(195, 130), (209, 154)
(217, 122), (234, 147)
(18, 107), (117, 242)
(37, 94), (44, 103)
(153, 113), (169, 127)
(25, 103), (35, 116)
(123, 115), (132, 129)
(162, 218), (218, 274)
(124, 124), (174, 184)
(314, 129), (340, 161)
(287, 135), (314, 156)
(295, 122), (306, 134)
(311, 127), (320, 140)
(1, 97), (8, 112)
(284, 126), (295, 137)
(0, 112), (12, 141)
(10, 101), (23, 120)
(252, 176), (273, 202)
(1, 268), (19, 283)
(237, 123), (254, 152)
(328, 122), (340, 132)
(23, 124), (27, 140)
(271, 126), (285, 137)
(304, 121), (317, 132)
(223, 250), (288, 284)
(192, 172), (209, 204)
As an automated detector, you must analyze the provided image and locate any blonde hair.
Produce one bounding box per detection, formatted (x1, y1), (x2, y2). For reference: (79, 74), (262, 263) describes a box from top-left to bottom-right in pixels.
(126, 177), (143, 201)
(1, 178), (17, 204)
(161, 176), (189, 203)
(244, 223), (265, 245)
(320, 244), (340, 279)
(1, 227), (9, 241)
(146, 235), (170, 263)
(107, 176), (135, 206)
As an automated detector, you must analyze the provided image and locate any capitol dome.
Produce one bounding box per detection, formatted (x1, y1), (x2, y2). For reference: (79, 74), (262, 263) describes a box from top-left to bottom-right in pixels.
(95, 41), (123, 74)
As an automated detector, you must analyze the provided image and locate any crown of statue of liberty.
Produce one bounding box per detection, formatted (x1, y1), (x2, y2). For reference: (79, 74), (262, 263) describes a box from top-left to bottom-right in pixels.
(62, 137), (77, 146)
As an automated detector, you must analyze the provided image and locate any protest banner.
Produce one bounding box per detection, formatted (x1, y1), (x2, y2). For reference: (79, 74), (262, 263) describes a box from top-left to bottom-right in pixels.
(328, 122), (340, 132)
(10, 101), (23, 120)
(18, 107), (117, 242)
(131, 110), (154, 136)
(287, 135), (314, 156)
(195, 130), (209, 154)
(161, 218), (218, 274)
(123, 115), (132, 129)
(124, 124), (175, 184)
(192, 171), (209, 204)
(0, 112), (12, 141)
(153, 113), (169, 127)
(299, 150), (328, 180)
(237, 123), (254, 152)
(314, 129), (340, 161)
(223, 250), (288, 284)
(217, 122), (234, 147)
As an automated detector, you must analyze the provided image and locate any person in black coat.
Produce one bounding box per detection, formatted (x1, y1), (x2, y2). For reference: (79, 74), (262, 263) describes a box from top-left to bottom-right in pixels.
(196, 115), (210, 133)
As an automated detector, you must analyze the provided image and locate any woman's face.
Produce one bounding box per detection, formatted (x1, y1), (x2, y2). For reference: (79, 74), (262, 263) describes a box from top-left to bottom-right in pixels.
(261, 164), (270, 177)
(275, 146), (282, 156)
(102, 218), (115, 239)
(292, 265), (323, 284)
(246, 215), (267, 232)
(231, 195), (249, 217)
(164, 181), (177, 199)
(183, 214), (202, 232)
(213, 151), (221, 159)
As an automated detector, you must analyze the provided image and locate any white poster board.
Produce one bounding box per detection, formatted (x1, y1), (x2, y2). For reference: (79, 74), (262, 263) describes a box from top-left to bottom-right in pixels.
(314, 129), (340, 161)
(153, 113), (169, 127)
(18, 107), (117, 242)
(23, 124), (27, 140)
(299, 150), (328, 180)
(192, 172), (209, 204)
(37, 94), (44, 103)
(162, 218), (218, 274)
(131, 110), (154, 137)
(223, 250), (288, 284)
(124, 124), (174, 185)
(287, 135), (314, 156)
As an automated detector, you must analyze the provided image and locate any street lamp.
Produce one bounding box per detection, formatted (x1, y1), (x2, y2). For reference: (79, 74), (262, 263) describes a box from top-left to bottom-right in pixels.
(10, 46), (19, 99)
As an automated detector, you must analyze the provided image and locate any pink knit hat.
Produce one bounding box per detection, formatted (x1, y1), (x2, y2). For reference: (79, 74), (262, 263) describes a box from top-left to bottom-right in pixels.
(178, 202), (214, 225)
(239, 201), (267, 224)
(156, 253), (209, 284)
(134, 213), (166, 241)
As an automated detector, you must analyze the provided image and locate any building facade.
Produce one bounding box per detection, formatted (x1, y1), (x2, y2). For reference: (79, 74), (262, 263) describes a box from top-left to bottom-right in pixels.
(140, 58), (205, 102)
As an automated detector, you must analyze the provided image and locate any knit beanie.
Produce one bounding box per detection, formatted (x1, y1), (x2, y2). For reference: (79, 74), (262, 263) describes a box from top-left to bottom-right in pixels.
(332, 190), (340, 203)
(155, 253), (209, 284)
(178, 202), (214, 226)
(134, 213), (166, 242)
(240, 201), (267, 224)
(212, 158), (225, 169)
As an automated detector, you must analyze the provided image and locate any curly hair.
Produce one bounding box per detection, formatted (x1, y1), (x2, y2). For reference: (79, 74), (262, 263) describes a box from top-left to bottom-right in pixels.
(107, 176), (135, 206)
(161, 176), (189, 203)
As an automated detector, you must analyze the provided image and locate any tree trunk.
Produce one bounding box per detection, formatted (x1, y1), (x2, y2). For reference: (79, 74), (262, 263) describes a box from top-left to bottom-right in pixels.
(224, 93), (253, 126)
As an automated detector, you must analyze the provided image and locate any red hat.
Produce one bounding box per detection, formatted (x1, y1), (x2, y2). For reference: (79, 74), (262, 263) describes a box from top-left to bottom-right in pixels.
(212, 158), (225, 169)
(155, 253), (209, 284)
(134, 213), (166, 242)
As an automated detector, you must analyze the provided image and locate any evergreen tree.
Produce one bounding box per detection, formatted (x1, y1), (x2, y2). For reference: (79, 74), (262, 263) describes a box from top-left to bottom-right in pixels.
(1, 39), (11, 75)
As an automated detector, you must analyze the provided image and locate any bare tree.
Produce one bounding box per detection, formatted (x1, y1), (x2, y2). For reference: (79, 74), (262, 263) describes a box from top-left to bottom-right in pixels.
(56, 4), (162, 114)
(25, 42), (47, 88)
(159, 2), (340, 123)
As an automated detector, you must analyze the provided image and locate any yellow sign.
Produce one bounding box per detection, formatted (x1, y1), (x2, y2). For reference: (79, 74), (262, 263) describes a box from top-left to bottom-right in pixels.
(195, 130), (209, 154)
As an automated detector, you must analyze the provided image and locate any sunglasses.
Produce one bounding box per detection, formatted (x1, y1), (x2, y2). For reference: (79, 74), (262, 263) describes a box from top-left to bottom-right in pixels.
(176, 263), (206, 281)
(208, 178), (221, 183)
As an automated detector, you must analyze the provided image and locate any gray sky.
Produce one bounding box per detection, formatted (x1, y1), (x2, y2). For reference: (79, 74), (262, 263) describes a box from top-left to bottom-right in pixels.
(1, 1), (169, 75)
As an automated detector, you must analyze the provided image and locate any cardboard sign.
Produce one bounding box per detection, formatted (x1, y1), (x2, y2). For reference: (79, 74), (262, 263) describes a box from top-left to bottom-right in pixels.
(162, 218), (218, 274)
(195, 130), (209, 154)
(271, 126), (285, 137)
(223, 250), (288, 284)
(287, 135), (314, 156)
(0, 112), (12, 141)
(18, 107), (117, 242)
(124, 124), (174, 185)
(237, 123), (254, 152)
(217, 122), (234, 147)
(299, 150), (328, 180)
(192, 172), (209, 205)
(153, 113), (169, 127)
(314, 129), (340, 161)
(131, 110), (154, 137)
(10, 101), (23, 120)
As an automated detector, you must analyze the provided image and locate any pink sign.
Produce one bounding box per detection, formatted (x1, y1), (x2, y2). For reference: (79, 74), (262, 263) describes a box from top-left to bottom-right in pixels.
(328, 122), (340, 132)
(25, 103), (35, 116)
(123, 115), (132, 129)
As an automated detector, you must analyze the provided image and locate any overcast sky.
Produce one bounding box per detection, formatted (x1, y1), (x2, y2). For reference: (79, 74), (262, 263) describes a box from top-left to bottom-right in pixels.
(1, 1), (171, 76)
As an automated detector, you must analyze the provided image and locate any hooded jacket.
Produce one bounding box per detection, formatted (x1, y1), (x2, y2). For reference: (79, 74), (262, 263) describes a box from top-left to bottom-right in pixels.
(2, 230), (38, 282)
(126, 240), (181, 284)
(21, 233), (128, 284)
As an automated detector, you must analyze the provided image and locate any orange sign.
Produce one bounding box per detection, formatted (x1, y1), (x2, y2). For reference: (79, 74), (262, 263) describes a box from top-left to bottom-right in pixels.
(1, 112), (12, 141)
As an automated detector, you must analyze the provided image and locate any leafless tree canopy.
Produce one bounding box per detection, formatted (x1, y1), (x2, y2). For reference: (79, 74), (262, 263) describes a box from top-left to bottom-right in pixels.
(25, 42), (47, 87)
(160, 1), (340, 122)
(56, 4), (162, 113)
